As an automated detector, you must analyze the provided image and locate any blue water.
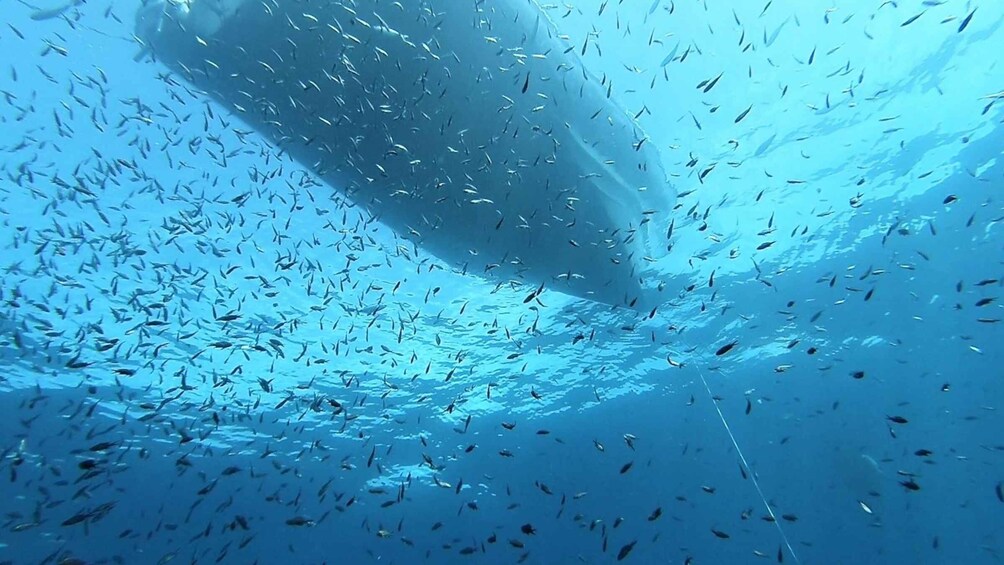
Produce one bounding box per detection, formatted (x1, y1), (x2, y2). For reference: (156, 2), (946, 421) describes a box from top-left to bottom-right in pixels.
(1, 1), (1002, 564)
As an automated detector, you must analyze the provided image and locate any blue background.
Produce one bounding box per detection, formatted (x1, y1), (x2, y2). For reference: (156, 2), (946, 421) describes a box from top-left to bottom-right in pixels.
(1, 1), (1002, 564)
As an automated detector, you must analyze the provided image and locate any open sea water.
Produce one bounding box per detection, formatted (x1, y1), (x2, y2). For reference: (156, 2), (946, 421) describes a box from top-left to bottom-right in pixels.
(1, 1), (1002, 564)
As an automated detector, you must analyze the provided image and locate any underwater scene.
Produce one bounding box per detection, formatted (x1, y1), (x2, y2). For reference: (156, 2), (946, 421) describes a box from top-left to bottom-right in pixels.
(1, 0), (1002, 564)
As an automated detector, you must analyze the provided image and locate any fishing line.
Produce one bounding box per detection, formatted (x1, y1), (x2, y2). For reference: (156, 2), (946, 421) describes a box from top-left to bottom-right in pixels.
(697, 370), (802, 565)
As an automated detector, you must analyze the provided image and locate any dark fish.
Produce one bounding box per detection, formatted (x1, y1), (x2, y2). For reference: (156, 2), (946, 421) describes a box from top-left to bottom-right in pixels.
(715, 341), (738, 356)
(617, 540), (637, 560)
(900, 11), (925, 27)
(734, 105), (752, 123)
(958, 8), (976, 33)
(285, 516), (314, 526)
(703, 73), (723, 93)
(62, 512), (89, 527)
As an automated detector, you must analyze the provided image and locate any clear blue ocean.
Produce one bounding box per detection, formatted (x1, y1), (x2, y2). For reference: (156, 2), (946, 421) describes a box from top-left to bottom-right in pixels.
(1, 1), (1002, 564)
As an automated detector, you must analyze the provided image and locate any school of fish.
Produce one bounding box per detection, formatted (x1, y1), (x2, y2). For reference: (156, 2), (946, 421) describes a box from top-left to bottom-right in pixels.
(0, 1), (1002, 564)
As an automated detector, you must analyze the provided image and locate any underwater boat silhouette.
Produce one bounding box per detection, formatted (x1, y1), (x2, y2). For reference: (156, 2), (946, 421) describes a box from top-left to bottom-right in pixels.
(135, 0), (675, 306)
